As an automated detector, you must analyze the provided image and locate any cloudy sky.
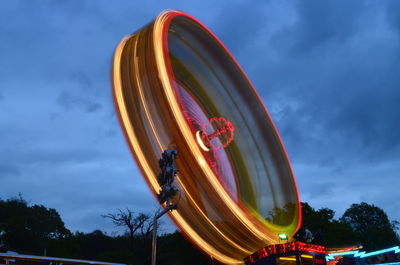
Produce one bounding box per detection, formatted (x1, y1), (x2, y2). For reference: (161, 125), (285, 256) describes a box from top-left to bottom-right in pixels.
(1, 0), (399, 235)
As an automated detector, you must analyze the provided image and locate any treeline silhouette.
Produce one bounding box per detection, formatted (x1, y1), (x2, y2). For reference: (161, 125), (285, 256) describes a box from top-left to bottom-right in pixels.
(297, 202), (399, 250)
(0, 195), (399, 265)
(0, 195), (219, 265)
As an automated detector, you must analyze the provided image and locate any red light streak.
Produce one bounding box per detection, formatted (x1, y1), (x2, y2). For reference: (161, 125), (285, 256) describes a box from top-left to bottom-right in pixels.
(197, 117), (235, 150)
(245, 242), (326, 265)
(113, 9), (303, 264)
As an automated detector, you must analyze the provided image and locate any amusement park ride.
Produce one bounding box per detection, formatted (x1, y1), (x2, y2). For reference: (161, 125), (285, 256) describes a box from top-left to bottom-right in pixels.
(1, 9), (399, 265)
(112, 9), (323, 265)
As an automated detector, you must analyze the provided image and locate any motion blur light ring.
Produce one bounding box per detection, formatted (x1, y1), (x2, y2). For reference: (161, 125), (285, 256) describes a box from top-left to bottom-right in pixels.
(113, 10), (301, 264)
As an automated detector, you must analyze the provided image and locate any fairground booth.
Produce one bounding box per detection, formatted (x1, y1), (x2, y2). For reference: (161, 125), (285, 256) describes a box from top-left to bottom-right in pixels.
(244, 242), (327, 265)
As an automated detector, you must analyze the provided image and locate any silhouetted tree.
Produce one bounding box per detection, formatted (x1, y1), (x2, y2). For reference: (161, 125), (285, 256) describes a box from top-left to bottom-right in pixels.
(102, 208), (159, 265)
(340, 202), (400, 250)
(301, 202), (335, 229)
(102, 209), (154, 245)
(157, 231), (223, 265)
(0, 195), (70, 254)
(3, 195), (400, 265)
(295, 203), (358, 247)
(48, 230), (134, 263)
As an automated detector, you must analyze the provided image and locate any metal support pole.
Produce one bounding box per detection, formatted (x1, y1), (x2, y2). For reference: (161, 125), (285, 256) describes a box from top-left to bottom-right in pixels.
(151, 215), (158, 265)
(152, 149), (179, 265)
(151, 203), (174, 265)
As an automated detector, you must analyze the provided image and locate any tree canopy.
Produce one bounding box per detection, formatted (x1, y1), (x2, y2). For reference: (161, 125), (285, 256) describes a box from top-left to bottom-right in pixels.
(298, 202), (399, 250)
(340, 202), (399, 250)
(1, 196), (399, 265)
(0, 195), (70, 254)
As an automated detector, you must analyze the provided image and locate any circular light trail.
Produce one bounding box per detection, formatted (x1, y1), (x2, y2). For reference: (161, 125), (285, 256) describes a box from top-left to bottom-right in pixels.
(112, 10), (302, 264)
(196, 117), (235, 151)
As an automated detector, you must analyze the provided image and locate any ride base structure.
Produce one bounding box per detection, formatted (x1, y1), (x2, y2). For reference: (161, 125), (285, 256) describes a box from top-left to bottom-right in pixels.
(245, 242), (327, 265)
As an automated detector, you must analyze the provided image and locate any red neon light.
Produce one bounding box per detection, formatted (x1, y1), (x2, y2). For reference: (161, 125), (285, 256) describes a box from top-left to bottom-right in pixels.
(244, 242), (326, 265)
(199, 117), (234, 150)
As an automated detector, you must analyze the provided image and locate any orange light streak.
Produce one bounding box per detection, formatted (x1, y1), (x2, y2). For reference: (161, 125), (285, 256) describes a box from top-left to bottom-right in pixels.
(112, 10), (302, 264)
(153, 10), (277, 243)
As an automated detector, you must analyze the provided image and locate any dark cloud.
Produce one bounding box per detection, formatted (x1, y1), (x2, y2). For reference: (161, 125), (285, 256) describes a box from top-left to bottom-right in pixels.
(201, 0), (400, 223)
(212, 0), (270, 54)
(57, 90), (102, 112)
(55, 72), (105, 113)
(273, 0), (367, 55)
(70, 72), (93, 90)
(386, 0), (400, 37)
(240, 0), (400, 168)
(0, 0), (399, 234)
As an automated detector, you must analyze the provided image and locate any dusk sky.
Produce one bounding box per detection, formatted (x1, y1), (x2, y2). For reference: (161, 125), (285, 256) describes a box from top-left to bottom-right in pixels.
(1, 0), (399, 235)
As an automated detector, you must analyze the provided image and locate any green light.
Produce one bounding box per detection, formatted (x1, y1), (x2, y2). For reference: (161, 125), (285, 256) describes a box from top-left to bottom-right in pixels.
(278, 233), (288, 240)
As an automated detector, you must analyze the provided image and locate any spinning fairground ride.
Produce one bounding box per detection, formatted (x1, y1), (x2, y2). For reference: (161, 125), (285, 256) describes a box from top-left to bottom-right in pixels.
(112, 10), (326, 265)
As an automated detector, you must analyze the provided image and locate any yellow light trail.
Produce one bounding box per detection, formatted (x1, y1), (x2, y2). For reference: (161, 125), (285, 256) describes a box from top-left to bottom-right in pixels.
(153, 10), (276, 243)
(279, 257), (297, 261)
(112, 9), (302, 265)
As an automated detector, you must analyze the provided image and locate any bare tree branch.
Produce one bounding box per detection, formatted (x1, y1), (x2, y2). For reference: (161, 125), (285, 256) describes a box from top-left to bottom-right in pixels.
(101, 208), (152, 240)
